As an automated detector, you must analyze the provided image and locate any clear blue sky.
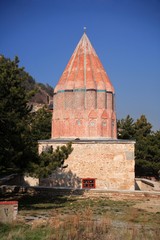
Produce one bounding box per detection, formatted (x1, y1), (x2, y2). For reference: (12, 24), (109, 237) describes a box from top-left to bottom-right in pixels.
(1, 0), (160, 130)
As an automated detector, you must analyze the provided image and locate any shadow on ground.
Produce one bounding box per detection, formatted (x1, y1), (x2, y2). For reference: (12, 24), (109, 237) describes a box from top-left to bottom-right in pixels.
(0, 192), (78, 211)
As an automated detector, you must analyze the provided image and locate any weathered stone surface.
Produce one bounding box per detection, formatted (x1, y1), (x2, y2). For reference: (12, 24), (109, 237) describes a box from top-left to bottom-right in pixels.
(125, 151), (134, 160)
(39, 140), (135, 190)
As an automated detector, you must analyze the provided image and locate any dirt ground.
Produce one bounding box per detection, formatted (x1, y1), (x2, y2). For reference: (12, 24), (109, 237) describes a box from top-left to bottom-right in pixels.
(133, 198), (160, 213)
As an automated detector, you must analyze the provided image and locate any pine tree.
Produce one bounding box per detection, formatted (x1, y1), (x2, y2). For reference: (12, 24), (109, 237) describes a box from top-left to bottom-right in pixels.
(0, 55), (37, 174)
(118, 114), (160, 178)
(31, 142), (73, 178)
(29, 107), (52, 141)
(0, 55), (73, 178)
(117, 115), (135, 139)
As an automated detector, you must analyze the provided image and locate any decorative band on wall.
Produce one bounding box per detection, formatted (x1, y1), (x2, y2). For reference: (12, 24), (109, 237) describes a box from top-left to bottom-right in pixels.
(55, 89), (114, 94)
(97, 90), (106, 92)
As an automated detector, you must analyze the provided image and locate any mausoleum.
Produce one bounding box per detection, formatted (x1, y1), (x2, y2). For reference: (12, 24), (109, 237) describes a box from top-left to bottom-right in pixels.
(38, 31), (135, 190)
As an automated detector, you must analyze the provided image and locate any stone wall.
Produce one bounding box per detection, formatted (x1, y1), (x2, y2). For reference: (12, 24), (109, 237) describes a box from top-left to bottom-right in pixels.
(38, 139), (135, 191)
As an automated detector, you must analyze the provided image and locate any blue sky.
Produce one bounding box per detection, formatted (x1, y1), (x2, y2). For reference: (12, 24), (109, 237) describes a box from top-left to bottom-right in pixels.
(1, 0), (160, 130)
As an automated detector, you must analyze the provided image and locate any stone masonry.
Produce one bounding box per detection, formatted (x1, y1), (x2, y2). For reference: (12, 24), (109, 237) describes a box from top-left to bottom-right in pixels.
(39, 139), (135, 190)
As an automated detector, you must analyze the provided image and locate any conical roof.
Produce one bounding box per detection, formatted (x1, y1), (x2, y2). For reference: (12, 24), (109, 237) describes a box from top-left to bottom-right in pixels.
(54, 33), (114, 93)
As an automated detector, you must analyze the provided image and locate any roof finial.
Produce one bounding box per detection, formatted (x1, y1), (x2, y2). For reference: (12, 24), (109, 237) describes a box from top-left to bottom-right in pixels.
(83, 26), (86, 33)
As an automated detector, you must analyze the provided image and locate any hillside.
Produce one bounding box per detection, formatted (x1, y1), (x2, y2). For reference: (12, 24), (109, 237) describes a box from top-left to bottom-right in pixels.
(23, 75), (53, 111)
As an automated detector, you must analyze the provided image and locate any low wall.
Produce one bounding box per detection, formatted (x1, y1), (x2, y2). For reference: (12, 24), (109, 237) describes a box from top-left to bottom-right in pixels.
(135, 178), (160, 191)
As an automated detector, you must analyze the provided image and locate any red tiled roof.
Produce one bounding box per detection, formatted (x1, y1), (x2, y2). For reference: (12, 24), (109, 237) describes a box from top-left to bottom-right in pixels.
(54, 33), (114, 93)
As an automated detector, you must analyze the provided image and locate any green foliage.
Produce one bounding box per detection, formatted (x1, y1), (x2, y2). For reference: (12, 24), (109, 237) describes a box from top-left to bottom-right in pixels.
(135, 159), (160, 177)
(0, 55), (72, 178)
(118, 114), (160, 178)
(0, 55), (38, 174)
(134, 115), (152, 139)
(29, 107), (52, 141)
(149, 131), (160, 162)
(117, 115), (135, 139)
(134, 115), (159, 177)
(22, 73), (53, 99)
(31, 142), (73, 178)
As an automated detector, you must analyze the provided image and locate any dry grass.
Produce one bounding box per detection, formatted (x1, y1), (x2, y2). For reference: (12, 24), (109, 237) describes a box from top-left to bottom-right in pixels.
(0, 193), (160, 239)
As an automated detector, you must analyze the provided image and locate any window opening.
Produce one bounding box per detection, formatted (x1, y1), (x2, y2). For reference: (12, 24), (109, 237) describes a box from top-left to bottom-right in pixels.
(82, 178), (96, 188)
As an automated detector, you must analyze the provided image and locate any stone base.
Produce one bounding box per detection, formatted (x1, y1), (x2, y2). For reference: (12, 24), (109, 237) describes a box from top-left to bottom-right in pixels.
(38, 139), (135, 190)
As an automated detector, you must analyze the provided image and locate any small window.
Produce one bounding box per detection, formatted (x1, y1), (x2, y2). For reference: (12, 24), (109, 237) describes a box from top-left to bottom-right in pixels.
(102, 122), (107, 127)
(82, 178), (96, 189)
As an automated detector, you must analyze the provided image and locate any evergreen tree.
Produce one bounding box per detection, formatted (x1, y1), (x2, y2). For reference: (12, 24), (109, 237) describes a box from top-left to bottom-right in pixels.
(118, 114), (160, 178)
(0, 55), (73, 177)
(30, 142), (73, 178)
(0, 55), (38, 174)
(29, 107), (52, 141)
(134, 115), (152, 161)
(134, 115), (152, 139)
(117, 115), (135, 139)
